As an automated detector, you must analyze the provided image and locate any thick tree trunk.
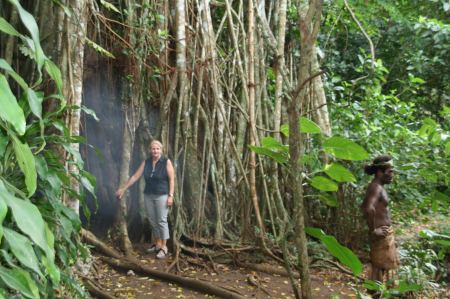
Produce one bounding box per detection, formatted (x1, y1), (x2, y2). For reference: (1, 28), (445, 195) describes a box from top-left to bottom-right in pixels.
(170, 0), (189, 262)
(117, 111), (134, 256)
(64, 0), (88, 213)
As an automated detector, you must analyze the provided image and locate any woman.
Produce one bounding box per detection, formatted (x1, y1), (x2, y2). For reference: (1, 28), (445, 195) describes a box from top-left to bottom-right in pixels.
(115, 140), (175, 259)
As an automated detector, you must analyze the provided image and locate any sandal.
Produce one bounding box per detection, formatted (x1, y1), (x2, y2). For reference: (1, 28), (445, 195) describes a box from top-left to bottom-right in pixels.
(146, 244), (159, 253)
(156, 247), (168, 259)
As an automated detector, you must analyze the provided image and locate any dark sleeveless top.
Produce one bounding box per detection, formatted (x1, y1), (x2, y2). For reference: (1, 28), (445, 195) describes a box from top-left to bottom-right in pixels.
(143, 156), (169, 195)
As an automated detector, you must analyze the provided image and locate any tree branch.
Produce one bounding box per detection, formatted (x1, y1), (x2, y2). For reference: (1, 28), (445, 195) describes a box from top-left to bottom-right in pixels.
(343, 0), (375, 70)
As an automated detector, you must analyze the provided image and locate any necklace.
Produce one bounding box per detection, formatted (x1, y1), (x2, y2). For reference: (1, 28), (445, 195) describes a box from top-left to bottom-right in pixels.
(151, 158), (160, 177)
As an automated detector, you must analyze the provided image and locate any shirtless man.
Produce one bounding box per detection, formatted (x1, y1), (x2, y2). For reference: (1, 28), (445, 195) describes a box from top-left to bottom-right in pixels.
(362, 155), (399, 282)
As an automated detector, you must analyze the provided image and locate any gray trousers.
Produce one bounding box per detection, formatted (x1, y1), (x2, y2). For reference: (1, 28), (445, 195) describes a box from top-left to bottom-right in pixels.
(144, 194), (170, 240)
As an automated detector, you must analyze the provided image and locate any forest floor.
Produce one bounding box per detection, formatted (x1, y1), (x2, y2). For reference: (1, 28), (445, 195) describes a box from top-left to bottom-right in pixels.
(89, 212), (449, 299)
(92, 243), (363, 299)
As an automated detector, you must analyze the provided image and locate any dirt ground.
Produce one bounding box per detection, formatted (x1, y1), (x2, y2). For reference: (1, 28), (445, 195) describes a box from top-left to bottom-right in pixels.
(87, 213), (450, 299)
(91, 243), (364, 299)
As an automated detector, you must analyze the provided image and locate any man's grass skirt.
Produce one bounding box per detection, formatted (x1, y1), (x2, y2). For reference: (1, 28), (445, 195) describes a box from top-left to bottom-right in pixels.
(370, 228), (400, 270)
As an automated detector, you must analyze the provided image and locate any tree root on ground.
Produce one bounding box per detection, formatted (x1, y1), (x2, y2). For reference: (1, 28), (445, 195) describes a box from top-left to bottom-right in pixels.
(311, 258), (364, 282)
(101, 256), (245, 299)
(166, 240), (182, 273)
(237, 259), (357, 283)
(182, 235), (256, 250)
(179, 243), (232, 260)
(81, 229), (122, 259)
(236, 260), (300, 279)
(82, 229), (245, 299)
(186, 256), (215, 274)
(82, 276), (118, 299)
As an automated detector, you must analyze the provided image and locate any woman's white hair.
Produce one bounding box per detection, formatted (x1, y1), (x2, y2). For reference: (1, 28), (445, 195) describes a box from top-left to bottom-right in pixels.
(150, 140), (164, 152)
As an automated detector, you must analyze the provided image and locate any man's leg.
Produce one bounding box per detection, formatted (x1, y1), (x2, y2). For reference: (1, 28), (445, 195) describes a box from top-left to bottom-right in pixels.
(370, 264), (383, 282)
(366, 264), (383, 298)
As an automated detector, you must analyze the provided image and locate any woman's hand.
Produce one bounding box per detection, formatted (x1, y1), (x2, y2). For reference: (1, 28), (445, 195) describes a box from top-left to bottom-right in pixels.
(115, 187), (126, 200)
(167, 195), (173, 207)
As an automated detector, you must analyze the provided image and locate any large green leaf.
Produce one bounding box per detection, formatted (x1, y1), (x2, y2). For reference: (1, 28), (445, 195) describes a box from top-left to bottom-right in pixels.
(3, 228), (43, 277)
(305, 227), (326, 239)
(324, 163), (356, 183)
(8, 0), (45, 69)
(310, 176), (338, 191)
(305, 227), (363, 276)
(0, 17), (21, 36)
(249, 140), (289, 164)
(321, 236), (363, 275)
(44, 59), (63, 95)
(41, 255), (60, 285)
(323, 136), (369, 161)
(63, 144), (84, 169)
(299, 117), (321, 134)
(62, 206), (82, 231)
(42, 224), (60, 284)
(280, 117), (321, 137)
(60, 215), (75, 243)
(12, 136), (37, 196)
(80, 170), (97, 196)
(0, 74), (26, 135)
(280, 124), (289, 137)
(318, 193), (338, 207)
(260, 136), (289, 152)
(0, 181), (53, 260)
(0, 59), (28, 90)
(81, 105), (100, 121)
(35, 155), (62, 198)
(0, 266), (39, 299)
(26, 89), (43, 119)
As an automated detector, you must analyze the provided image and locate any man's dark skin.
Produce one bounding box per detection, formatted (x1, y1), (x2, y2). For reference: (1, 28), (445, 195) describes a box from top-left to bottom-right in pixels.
(362, 165), (394, 281)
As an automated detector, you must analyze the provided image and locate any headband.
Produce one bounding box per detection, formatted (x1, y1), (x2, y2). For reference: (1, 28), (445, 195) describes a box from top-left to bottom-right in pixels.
(372, 160), (393, 167)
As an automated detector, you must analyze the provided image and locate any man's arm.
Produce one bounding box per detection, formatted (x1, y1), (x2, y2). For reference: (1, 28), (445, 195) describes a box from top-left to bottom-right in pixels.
(363, 184), (390, 237)
(363, 184), (379, 231)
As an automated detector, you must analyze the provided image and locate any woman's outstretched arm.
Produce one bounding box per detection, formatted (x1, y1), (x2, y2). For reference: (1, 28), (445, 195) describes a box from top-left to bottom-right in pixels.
(115, 161), (146, 199)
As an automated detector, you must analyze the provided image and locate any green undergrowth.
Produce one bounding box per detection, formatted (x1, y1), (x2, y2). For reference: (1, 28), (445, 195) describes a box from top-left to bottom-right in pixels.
(0, 1), (95, 298)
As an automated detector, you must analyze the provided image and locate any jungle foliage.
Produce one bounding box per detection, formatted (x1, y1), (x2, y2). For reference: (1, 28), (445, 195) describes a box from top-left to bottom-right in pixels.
(0, 1), (93, 297)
